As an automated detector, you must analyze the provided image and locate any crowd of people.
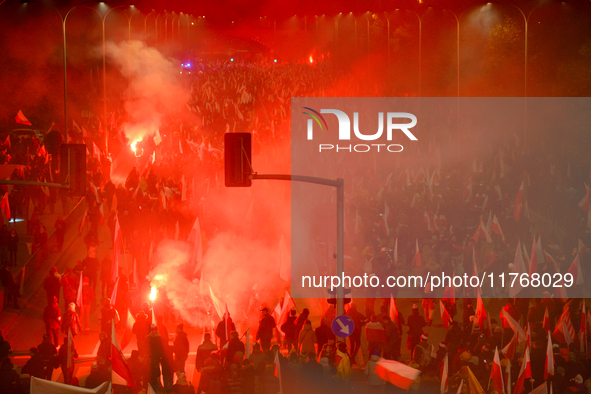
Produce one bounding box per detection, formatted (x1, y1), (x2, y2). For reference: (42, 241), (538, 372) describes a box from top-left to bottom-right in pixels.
(0, 55), (589, 394)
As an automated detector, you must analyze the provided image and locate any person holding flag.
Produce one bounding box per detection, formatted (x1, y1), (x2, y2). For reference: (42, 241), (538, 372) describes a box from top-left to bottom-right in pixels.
(58, 332), (78, 384)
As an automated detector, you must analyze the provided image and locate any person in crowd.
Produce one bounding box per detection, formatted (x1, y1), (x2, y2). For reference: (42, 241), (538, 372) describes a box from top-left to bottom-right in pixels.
(54, 215), (66, 252)
(62, 302), (82, 337)
(80, 276), (94, 331)
(37, 334), (57, 380)
(43, 267), (60, 306)
(256, 307), (276, 352)
(0, 264), (19, 309)
(298, 320), (317, 356)
(195, 332), (217, 372)
(58, 336), (78, 384)
(174, 324), (190, 373)
(215, 312), (236, 348)
(7, 229), (18, 266)
(43, 296), (61, 346)
(280, 310), (297, 352)
(21, 347), (46, 379)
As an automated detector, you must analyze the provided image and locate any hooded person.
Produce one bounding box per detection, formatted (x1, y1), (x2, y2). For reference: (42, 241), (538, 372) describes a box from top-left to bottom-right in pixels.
(174, 324), (190, 373)
(256, 307), (276, 352)
(226, 331), (246, 367)
(299, 320), (318, 356)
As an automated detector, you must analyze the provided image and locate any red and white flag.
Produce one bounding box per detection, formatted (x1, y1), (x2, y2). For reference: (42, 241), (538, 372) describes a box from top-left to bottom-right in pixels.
(490, 348), (505, 394)
(75, 272), (83, 309)
(0, 194), (11, 221)
(543, 307), (550, 332)
(413, 239), (422, 268)
(274, 349), (283, 394)
(15, 109), (31, 125)
(390, 296), (401, 331)
(275, 235), (290, 282)
(440, 300), (451, 330)
(111, 321), (138, 388)
(376, 359), (421, 390)
(209, 286), (225, 320)
(441, 354), (448, 394)
(502, 330), (519, 361)
(502, 309), (526, 341)
(189, 216), (203, 276)
(545, 332), (555, 380)
(513, 345), (531, 394)
(490, 215), (505, 243)
(112, 215), (122, 282)
(568, 253), (584, 286)
(366, 321), (387, 343)
(553, 306), (575, 345)
(393, 238), (398, 266)
(510, 241), (527, 298)
(120, 309), (136, 351)
(463, 179), (473, 203)
(529, 236), (538, 276)
(514, 181), (524, 222)
(475, 292), (487, 330)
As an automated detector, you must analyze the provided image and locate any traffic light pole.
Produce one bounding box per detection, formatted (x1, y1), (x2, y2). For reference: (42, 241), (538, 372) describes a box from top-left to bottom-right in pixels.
(251, 174), (345, 318)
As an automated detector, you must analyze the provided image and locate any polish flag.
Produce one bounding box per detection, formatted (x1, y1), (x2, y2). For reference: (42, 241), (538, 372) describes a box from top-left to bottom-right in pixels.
(509, 241), (527, 298)
(513, 345), (531, 394)
(120, 309), (136, 351)
(463, 179), (473, 203)
(365, 321), (387, 343)
(567, 253), (584, 286)
(545, 332), (555, 380)
(245, 327), (251, 358)
(0, 194), (11, 221)
(15, 109), (31, 125)
(543, 307), (550, 332)
(441, 354), (448, 394)
(490, 348), (505, 394)
(475, 292), (487, 330)
(274, 349), (283, 394)
(502, 309), (526, 341)
(111, 321), (138, 388)
(112, 215), (122, 282)
(514, 181), (524, 222)
(189, 216), (203, 276)
(413, 240), (422, 268)
(376, 359), (421, 390)
(535, 236), (546, 267)
(390, 296), (401, 332)
(553, 307), (575, 345)
(439, 300), (451, 330)
(529, 236), (538, 276)
(209, 286), (225, 320)
(530, 383), (548, 394)
(75, 272), (83, 309)
(501, 330), (519, 361)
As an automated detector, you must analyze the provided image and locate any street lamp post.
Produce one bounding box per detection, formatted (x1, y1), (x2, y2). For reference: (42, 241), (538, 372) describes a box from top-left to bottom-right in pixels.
(144, 10), (156, 42)
(500, 2), (544, 149)
(101, 5), (132, 125)
(444, 9), (461, 142)
(47, 3), (101, 141)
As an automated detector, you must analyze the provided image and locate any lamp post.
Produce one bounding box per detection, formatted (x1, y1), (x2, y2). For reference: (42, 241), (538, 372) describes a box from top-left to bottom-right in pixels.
(365, 14), (370, 55)
(22, 1), (102, 141)
(498, 2), (544, 149)
(144, 10), (156, 42)
(444, 9), (461, 142)
(155, 12), (166, 44)
(101, 5), (132, 124)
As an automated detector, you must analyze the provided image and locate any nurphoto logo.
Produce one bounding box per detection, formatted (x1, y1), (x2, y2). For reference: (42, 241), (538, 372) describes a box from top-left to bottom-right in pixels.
(302, 107), (418, 153)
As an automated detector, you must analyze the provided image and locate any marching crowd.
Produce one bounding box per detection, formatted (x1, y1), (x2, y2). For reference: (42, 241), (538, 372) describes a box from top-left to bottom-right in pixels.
(0, 57), (589, 394)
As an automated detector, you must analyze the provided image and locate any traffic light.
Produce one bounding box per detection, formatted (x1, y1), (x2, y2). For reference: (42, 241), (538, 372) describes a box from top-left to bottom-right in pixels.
(60, 144), (86, 196)
(224, 133), (252, 187)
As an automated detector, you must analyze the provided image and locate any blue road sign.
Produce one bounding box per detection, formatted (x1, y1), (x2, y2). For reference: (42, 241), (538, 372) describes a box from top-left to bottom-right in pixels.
(331, 315), (354, 338)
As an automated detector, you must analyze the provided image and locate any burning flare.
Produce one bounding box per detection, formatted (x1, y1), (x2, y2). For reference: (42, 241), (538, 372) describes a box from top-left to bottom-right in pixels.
(149, 286), (158, 302)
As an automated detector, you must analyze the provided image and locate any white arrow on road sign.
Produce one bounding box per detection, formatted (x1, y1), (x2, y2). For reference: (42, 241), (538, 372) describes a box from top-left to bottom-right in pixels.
(336, 318), (350, 335)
